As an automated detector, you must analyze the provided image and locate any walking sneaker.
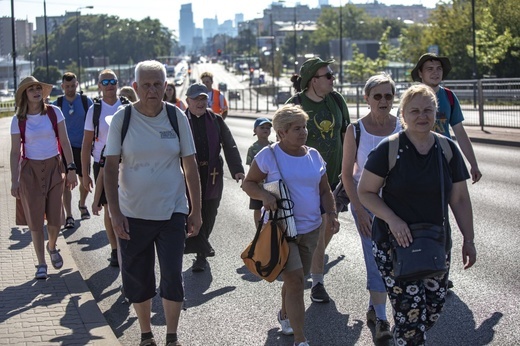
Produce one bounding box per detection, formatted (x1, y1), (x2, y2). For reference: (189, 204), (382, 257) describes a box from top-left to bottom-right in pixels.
(278, 310), (294, 335)
(192, 255), (207, 272)
(366, 306), (376, 325)
(375, 319), (392, 341)
(109, 249), (119, 267)
(294, 342), (310, 346)
(310, 283), (330, 303)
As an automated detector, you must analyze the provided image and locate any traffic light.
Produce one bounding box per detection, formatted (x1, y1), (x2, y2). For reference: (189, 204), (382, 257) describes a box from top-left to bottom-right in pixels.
(217, 49), (222, 57)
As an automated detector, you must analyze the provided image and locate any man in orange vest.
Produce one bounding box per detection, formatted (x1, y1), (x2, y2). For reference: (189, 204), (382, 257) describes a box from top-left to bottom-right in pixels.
(200, 72), (228, 119)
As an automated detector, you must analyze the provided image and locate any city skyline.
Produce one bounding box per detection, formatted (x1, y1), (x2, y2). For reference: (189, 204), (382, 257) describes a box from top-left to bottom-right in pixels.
(2, 0), (436, 35)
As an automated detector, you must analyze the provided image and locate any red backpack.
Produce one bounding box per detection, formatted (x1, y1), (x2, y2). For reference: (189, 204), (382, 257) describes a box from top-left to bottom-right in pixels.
(18, 106), (61, 159)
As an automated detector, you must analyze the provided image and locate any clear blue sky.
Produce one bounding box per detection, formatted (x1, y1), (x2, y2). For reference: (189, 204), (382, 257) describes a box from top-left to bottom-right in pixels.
(2, 0), (436, 34)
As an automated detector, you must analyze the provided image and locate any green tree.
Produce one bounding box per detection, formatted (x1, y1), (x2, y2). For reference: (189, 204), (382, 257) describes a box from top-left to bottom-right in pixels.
(32, 66), (61, 85)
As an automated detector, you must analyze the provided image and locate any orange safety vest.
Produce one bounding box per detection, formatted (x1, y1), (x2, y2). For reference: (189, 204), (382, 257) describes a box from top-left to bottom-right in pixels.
(209, 89), (228, 115)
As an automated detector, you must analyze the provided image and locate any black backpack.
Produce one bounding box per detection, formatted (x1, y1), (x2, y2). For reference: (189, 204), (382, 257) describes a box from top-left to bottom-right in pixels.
(121, 103), (180, 145)
(56, 94), (89, 116)
(92, 96), (130, 141)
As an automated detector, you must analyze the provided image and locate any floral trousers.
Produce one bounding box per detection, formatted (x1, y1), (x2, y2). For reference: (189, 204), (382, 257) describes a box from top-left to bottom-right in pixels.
(373, 241), (450, 346)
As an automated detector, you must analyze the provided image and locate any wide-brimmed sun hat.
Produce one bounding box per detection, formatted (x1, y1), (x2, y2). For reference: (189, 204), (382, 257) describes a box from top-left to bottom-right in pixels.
(411, 53), (452, 82)
(15, 76), (53, 108)
(299, 57), (334, 90)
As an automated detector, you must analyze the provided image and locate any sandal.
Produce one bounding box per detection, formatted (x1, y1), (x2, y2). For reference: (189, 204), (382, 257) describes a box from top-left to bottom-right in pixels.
(35, 264), (48, 280)
(78, 202), (91, 220)
(139, 338), (157, 346)
(64, 216), (75, 229)
(46, 243), (63, 269)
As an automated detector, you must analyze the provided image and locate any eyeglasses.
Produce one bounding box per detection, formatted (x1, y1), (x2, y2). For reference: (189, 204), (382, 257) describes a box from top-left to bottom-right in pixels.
(372, 93), (394, 101)
(100, 79), (118, 86)
(314, 72), (334, 80)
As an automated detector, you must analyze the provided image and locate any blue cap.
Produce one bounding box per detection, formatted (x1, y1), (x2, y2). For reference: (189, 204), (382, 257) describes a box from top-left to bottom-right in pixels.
(254, 117), (272, 130)
(186, 83), (209, 98)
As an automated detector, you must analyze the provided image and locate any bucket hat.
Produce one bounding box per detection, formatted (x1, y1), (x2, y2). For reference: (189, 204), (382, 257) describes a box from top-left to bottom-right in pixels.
(299, 57), (334, 90)
(186, 83), (209, 99)
(411, 53), (452, 82)
(15, 76), (53, 108)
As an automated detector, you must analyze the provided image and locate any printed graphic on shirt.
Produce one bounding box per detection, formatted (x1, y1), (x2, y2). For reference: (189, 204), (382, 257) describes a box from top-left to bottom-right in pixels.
(160, 130), (177, 139)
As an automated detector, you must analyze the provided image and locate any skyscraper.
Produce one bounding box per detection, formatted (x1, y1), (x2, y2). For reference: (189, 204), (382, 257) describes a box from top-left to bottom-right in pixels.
(179, 3), (194, 53)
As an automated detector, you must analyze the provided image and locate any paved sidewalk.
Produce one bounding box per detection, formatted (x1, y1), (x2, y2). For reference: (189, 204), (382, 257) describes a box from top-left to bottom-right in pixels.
(0, 117), (119, 345)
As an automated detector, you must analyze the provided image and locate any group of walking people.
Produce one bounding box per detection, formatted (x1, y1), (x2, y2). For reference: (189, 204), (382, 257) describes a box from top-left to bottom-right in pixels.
(9, 53), (478, 346)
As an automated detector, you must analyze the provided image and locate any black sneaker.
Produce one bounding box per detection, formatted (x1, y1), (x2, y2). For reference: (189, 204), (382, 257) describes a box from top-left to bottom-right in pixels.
(375, 319), (392, 340)
(448, 279), (454, 289)
(109, 249), (119, 267)
(310, 283), (330, 303)
(191, 256), (207, 272)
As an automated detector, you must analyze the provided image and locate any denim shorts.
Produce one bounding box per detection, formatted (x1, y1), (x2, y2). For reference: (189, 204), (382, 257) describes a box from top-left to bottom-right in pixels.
(119, 212), (186, 303)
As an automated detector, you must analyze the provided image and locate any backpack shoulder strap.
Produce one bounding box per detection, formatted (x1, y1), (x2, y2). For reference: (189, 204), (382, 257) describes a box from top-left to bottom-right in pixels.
(444, 87), (455, 108)
(353, 121), (361, 149)
(120, 96), (130, 105)
(330, 91), (343, 111)
(433, 132), (453, 162)
(165, 103), (180, 140)
(93, 98), (102, 140)
(387, 132), (400, 172)
(80, 94), (89, 114)
(121, 105), (132, 145)
(18, 117), (27, 158)
(46, 106), (62, 154)
(57, 96), (64, 109)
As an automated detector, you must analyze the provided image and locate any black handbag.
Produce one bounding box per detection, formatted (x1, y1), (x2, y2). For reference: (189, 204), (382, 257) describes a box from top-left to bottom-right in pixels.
(390, 136), (448, 281)
(332, 174), (350, 212)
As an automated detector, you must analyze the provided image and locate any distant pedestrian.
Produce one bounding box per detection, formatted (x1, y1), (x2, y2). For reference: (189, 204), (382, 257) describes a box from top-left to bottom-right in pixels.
(411, 53), (482, 183)
(200, 71), (228, 119)
(119, 86), (138, 102)
(10, 76), (78, 279)
(184, 82), (245, 272)
(163, 82), (186, 111)
(53, 72), (93, 229)
(104, 60), (202, 346)
(245, 117), (274, 226)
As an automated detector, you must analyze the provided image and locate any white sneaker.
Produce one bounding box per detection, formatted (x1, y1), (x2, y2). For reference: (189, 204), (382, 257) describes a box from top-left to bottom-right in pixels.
(278, 310), (294, 335)
(294, 342), (309, 346)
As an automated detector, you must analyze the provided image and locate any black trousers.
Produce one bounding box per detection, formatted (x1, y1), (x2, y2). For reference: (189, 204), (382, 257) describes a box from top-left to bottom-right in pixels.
(184, 197), (221, 257)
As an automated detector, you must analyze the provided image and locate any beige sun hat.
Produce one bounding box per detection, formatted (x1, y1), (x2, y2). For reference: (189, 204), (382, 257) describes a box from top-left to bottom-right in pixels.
(15, 76), (53, 108)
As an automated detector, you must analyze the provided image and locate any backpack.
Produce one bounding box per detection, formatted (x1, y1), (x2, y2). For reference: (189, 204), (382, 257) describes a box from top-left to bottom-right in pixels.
(121, 103), (180, 145)
(18, 106), (61, 159)
(92, 96), (130, 141)
(56, 94), (89, 116)
(387, 132), (453, 172)
(444, 87), (455, 118)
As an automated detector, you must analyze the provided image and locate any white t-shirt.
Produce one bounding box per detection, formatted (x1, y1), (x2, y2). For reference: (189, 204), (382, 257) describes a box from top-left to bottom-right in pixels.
(84, 99), (122, 162)
(10, 105), (65, 160)
(255, 143), (325, 234)
(353, 119), (401, 183)
(104, 104), (196, 220)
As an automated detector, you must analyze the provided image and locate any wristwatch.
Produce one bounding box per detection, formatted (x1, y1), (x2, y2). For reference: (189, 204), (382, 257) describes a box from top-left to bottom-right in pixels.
(66, 162), (77, 172)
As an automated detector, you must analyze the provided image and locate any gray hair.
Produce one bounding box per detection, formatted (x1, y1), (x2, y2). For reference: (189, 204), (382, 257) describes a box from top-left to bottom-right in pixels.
(272, 104), (309, 133)
(363, 72), (396, 97)
(135, 60), (166, 82)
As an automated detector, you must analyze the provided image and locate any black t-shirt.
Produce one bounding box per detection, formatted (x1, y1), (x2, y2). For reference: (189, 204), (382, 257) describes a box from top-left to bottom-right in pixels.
(364, 132), (470, 242)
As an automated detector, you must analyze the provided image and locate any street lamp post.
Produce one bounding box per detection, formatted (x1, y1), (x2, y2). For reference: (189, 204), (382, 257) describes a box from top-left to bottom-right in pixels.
(270, 12), (275, 88)
(10, 0), (17, 90)
(339, 0), (343, 86)
(76, 6), (94, 91)
(293, 6), (297, 74)
(43, 0), (49, 82)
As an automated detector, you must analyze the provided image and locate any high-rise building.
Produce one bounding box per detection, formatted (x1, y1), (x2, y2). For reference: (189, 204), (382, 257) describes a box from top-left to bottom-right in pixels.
(319, 0), (329, 6)
(0, 18), (33, 56)
(179, 3), (195, 53)
(203, 17), (218, 42)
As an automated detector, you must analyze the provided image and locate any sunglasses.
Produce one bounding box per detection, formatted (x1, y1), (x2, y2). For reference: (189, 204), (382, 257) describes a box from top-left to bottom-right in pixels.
(100, 79), (118, 86)
(372, 93), (394, 101)
(63, 75), (77, 82)
(314, 72), (334, 80)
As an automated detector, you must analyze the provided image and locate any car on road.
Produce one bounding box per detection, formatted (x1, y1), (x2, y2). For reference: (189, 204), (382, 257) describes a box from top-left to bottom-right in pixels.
(273, 91), (292, 106)
(229, 90), (241, 100)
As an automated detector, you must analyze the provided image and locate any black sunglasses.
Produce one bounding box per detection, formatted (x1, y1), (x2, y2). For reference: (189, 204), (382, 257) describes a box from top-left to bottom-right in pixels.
(372, 93), (394, 101)
(100, 79), (118, 86)
(314, 72), (334, 80)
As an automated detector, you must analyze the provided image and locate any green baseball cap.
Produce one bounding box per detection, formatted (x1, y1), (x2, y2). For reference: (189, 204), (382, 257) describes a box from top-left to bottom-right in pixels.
(299, 57), (334, 90)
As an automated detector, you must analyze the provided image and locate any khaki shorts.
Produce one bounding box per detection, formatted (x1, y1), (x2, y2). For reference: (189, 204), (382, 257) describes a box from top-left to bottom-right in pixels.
(284, 228), (320, 275)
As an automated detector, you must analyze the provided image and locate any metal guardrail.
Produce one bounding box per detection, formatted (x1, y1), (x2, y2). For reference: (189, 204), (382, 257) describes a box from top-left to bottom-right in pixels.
(227, 78), (520, 129)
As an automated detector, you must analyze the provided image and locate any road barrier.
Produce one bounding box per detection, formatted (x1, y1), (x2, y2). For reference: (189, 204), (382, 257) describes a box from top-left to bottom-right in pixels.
(227, 78), (520, 129)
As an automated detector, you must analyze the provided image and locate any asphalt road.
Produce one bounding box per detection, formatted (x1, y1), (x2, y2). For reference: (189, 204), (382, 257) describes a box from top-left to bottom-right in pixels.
(63, 115), (520, 345)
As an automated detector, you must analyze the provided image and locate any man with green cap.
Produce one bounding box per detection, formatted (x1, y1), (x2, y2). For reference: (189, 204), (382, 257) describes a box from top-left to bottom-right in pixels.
(287, 56), (350, 304)
(411, 53), (482, 183)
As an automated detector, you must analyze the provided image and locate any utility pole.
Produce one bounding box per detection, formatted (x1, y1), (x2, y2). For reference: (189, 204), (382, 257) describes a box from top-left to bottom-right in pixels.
(10, 0), (17, 90)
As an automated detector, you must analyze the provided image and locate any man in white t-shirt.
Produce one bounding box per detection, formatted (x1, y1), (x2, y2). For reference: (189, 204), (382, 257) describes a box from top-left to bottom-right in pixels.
(104, 60), (201, 346)
(81, 69), (125, 267)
